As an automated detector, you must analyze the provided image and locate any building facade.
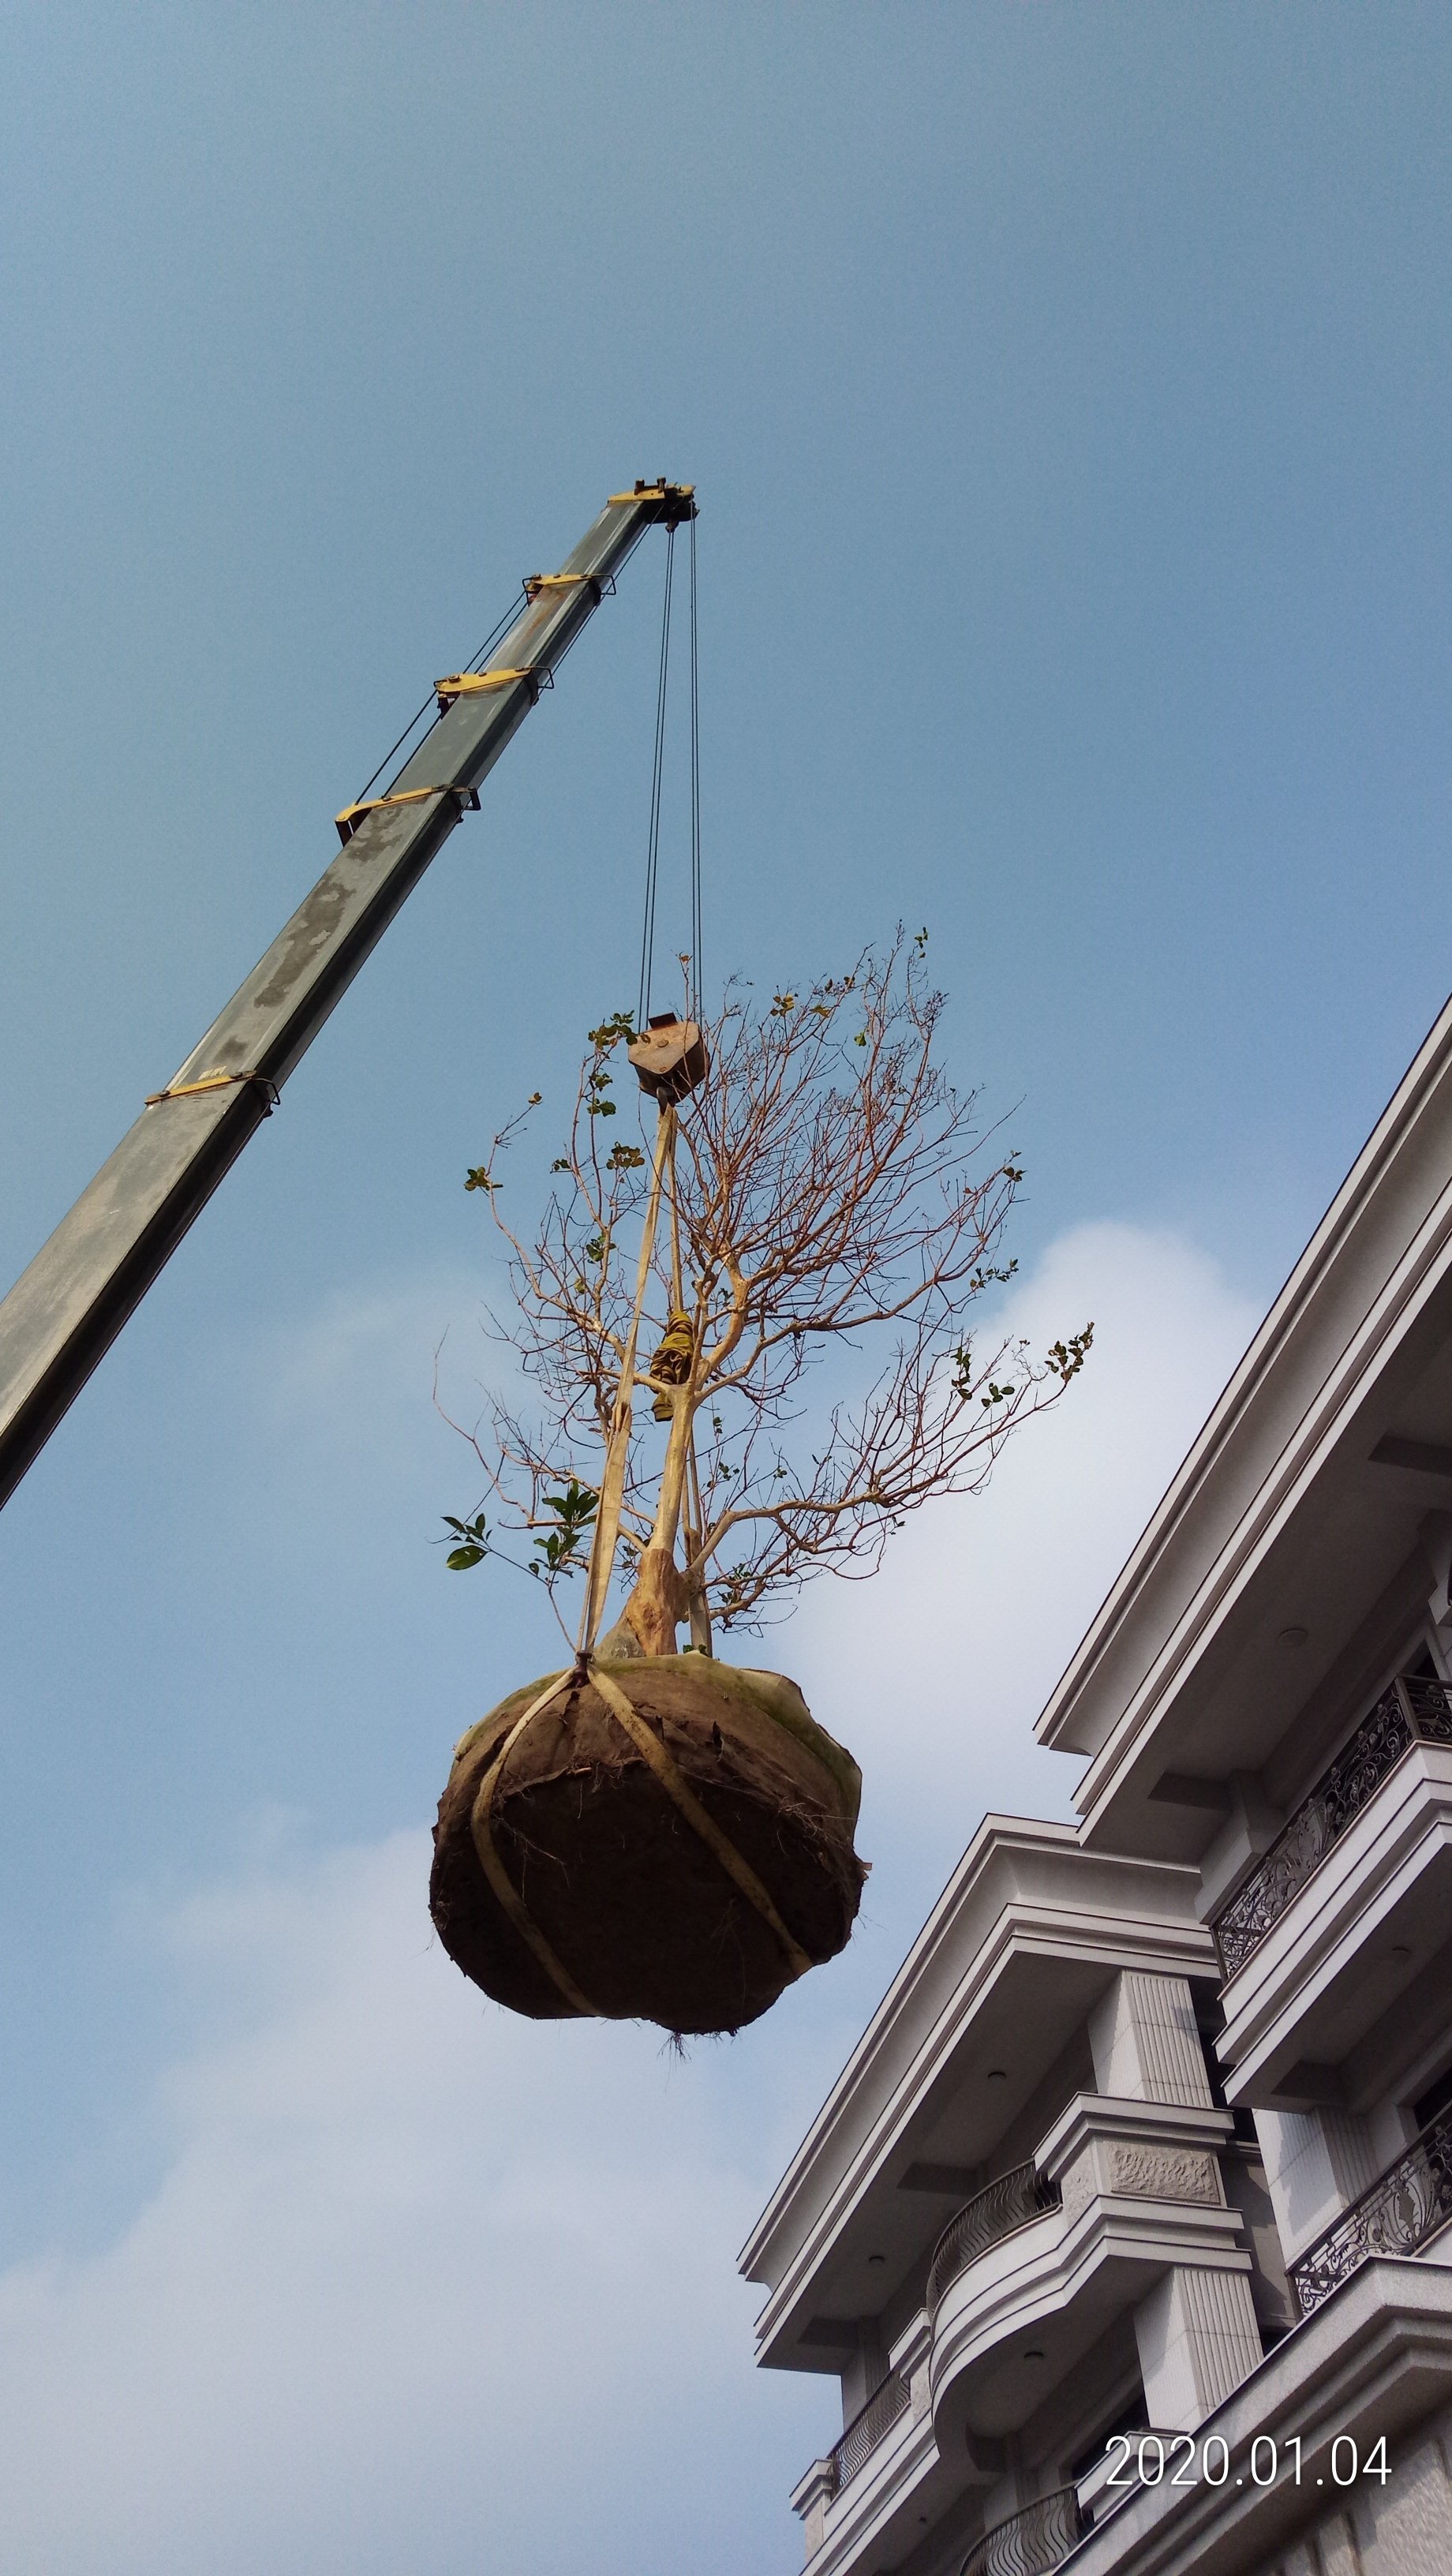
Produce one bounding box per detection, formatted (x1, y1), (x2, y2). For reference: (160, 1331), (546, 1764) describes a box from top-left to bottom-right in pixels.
(743, 998), (1452, 2576)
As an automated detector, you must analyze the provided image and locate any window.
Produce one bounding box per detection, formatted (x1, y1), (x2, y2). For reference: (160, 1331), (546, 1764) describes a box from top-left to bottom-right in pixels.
(1413, 2062), (1452, 2133)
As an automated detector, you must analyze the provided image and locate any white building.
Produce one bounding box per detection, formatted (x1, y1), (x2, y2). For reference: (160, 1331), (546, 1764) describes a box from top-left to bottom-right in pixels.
(743, 998), (1452, 2576)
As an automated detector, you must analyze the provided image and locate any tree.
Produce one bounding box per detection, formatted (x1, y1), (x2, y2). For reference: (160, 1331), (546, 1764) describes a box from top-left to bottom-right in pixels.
(440, 930), (1091, 1658)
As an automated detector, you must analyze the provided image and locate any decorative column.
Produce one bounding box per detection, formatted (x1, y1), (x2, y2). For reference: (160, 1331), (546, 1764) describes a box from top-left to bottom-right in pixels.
(1132, 2263), (1265, 2428)
(1087, 1971), (1263, 2427)
(1088, 1971), (1214, 2106)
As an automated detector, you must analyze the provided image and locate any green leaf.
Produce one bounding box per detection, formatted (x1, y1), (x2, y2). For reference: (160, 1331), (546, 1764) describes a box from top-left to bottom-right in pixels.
(588, 1010), (638, 1049)
(446, 1544), (486, 1570)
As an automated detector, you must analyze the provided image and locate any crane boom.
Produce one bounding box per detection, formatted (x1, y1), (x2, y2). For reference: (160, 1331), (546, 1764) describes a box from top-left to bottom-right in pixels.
(0, 480), (695, 1512)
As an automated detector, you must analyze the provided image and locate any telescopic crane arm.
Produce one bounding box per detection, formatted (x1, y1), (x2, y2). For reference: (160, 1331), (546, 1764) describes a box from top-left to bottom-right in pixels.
(0, 480), (696, 1513)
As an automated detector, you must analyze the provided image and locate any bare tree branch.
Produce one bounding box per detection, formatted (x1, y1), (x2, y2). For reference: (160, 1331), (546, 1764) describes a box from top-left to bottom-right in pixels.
(440, 933), (1091, 1645)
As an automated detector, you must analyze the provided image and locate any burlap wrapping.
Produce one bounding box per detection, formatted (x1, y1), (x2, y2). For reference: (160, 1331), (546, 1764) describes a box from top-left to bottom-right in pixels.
(429, 1656), (865, 2035)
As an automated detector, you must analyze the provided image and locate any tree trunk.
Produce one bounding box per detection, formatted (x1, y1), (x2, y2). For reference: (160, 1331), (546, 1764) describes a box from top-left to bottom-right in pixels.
(623, 1544), (690, 1655)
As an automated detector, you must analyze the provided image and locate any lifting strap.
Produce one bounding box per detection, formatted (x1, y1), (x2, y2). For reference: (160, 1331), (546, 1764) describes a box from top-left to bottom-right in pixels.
(576, 1101), (675, 1657)
(466, 487), (730, 2020)
(470, 1666), (602, 2018)
(467, 1091), (809, 2018)
(586, 1663), (812, 1981)
(467, 1652), (813, 2021)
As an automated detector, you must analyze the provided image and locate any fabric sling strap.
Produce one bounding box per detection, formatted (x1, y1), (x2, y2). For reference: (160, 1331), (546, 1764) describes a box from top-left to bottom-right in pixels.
(576, 1103), (675, 1656)
(469, 1668), (600, 2018)
(468, 1088), (810, 2019)
(468, 1657), (814, 2020)
(587, 1664), (813, 1980)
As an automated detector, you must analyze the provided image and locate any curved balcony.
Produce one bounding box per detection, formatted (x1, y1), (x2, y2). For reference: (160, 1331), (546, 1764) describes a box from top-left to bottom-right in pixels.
(960, 2488), (1084, 2576)
(930, 2097), (1248, 2456)
(928, 2162), (1062, 2318)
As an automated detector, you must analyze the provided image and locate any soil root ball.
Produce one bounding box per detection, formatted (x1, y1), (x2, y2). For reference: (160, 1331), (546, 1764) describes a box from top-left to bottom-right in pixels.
(429, 1656), (866, 2035)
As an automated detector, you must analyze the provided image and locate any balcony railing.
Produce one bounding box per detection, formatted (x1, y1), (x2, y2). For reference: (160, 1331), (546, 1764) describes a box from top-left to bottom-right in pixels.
(827, 2368), (911, 2495)
(1212, 1674), (1452, 1975)
(960, 2488), (1085, 2576)
(927, 2159), (1062, 2318)
(1289, 2099), (1452, 2315)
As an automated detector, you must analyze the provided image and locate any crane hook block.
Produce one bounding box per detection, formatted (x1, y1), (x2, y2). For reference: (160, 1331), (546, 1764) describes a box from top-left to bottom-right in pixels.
(628, 1013), (708, 1104)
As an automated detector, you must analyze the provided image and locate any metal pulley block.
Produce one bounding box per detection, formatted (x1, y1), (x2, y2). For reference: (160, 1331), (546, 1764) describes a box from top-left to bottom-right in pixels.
(628, 1013), (708, 1103)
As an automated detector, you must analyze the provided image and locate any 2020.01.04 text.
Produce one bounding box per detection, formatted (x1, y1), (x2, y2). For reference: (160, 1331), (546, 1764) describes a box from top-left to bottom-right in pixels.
(1103, 2433), (1390, 2496)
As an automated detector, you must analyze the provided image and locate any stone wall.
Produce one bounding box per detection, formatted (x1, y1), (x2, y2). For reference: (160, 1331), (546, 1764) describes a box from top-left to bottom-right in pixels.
(1252, 2398), (1452, 2576)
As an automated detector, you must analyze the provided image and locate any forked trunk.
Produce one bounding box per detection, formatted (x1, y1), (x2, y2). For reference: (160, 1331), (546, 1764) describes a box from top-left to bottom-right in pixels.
(623, 1543), (690, 1654)
(624, 1331), (699, 1651)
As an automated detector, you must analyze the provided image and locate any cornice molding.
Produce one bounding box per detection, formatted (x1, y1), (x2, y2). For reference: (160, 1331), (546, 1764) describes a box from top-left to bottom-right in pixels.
(1037, 994), (1452, 1787)
(743, 1864), (1214, 2337)
(741, 1820), (1206, 2290)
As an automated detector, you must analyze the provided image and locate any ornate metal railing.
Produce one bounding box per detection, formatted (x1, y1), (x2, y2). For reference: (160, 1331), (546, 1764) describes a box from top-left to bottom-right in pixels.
(960, 2488), (1085, 2576)
(1212, 1674), (1452, 1975)
(1289, 2099), (1452, 2314)
(927, 2159), (1062, 2317)
(827, 2368), (911, 2494)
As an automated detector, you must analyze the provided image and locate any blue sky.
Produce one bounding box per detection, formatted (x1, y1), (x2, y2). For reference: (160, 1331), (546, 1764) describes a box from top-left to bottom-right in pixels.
(1, 7), (1449, 2570)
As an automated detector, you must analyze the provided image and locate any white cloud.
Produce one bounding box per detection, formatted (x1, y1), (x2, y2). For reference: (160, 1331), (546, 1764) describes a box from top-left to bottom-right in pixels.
(0, 1833), (825, 2576)
(0, 1222), (1259, 2575)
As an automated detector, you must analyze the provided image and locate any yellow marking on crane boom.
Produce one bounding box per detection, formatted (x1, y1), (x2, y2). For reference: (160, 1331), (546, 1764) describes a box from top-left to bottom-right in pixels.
(146, 1068), (279, 1109)
(432, 667), (539, 711)
(608, 482), (695, 504)
(334, 784), (480, 844)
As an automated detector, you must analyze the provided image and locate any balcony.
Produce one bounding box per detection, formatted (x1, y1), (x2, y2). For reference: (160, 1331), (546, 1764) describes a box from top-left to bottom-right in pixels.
(930, 2097), (1248, 2454)
(960, 2488), (1085, 2576)
(1212, 1674), (1452, 1976)
(826, 2368), (911, 2495)
(1289, 2099), (1452, 2314)
(1211, 1690), (1452, 2110)
(792, 2327), (940, 2574)
(928, 2162), (1063, 2319)
(795, 2102), (1248, 2570)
